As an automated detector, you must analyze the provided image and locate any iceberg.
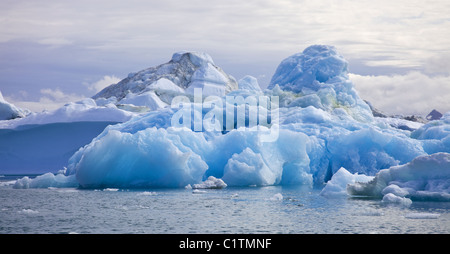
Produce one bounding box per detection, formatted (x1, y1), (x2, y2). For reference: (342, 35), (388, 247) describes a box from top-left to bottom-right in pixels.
(347, 152), (450, 202)
(0, 99), (134, 174)
(411, 112), (450, 154)
(320, 167), (373, 197)
(191, 176), (227, 189)
(0, 91), (28, 120)
(13, 172), (78, 189)
(9, 45), (450, 198)
(0, 98), (133, 129)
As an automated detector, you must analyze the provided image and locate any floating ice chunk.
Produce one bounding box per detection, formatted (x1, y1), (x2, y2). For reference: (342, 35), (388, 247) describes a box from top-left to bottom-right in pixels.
(13, 173), (78, 189)
(269, 193), (283, 201)
(137, 191), (157, 196)
(381, 193), (412, 207)
(404, 213), (440, 219)
(320, 167), (374, 197)
(222, 147), (276, 187)
(381, 184), (410, 197)
(18, 209), (39, 215)
(192, 176), (227, 189)
(347, 153), (450, 202)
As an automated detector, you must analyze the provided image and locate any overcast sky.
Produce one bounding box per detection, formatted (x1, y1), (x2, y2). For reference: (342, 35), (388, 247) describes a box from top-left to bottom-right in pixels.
(1, 0), (449, 116)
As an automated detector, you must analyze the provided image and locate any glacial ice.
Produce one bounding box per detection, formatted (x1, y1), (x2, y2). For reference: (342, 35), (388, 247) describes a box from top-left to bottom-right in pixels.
(238, 75), (262, 92)
(7, 45), (450, 204)
(320, 167), (373, 197)
(13, 172), (78, 189)
(0, 98), (133, 129)
(347, 152), (450, 202)
(0, 91), (28, 120)
(0, 98), (135, 173)
(191, 176), (227, 189)
(411, 112), (450, 154)
(93, 51), (238, 103)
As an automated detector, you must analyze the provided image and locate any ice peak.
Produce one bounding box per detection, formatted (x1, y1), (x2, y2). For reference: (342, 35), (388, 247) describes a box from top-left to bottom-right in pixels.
(171, 51), (215, 67)
(267, 45), (372, 122)
(268, 44), (348, 92)
(93, 51), (237, 103)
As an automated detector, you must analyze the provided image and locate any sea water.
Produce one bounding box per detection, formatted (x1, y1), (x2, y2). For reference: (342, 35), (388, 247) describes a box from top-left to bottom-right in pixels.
(0, 175), (449, 234)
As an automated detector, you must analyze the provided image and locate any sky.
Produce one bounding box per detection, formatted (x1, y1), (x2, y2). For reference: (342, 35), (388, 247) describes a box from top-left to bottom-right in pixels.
(0, 0), (449, 116)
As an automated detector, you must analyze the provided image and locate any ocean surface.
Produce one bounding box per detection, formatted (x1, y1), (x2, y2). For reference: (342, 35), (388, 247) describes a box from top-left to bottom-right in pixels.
(1, 175), (449, 234)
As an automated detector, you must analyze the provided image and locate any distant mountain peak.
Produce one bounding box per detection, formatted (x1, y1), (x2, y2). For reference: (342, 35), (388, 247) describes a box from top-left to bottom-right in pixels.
(426, 109), (443, 121)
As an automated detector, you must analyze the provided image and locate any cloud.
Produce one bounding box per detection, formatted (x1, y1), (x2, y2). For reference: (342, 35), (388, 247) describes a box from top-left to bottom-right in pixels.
(6, 75), (120, 113)
(1, 0), (450, 116)
(349, 72), (450, 116)
(84, 75), (121, 93)
(2, 0), (449, 67)
(7, 88), (85, 113)
(37, 38), (73, 47)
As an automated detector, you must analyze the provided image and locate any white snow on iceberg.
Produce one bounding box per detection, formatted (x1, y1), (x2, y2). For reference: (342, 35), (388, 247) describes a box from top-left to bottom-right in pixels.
(93, 51), (238, 104)
(0, 90), (28, 120)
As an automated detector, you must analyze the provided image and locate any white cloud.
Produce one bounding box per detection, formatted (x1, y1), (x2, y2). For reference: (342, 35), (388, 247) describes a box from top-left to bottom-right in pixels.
(350, 72), (450, 116)
(37, 38), (73, 47)
(5, 76), (120, 113)
(2, 0), (449, 68)
(84, 75), (121, 93)
(7, 88), (85, 113)
(1, 0), (450, 115)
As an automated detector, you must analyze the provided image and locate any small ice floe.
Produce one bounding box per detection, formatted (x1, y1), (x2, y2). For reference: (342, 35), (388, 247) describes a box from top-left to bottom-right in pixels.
(18, 209), (39, 215)
(137, 191), (157, 196)
(381, 193), (412, 207)
(192, 189), (207, 194)
(269, 193), (283, 201)
(103, 188), (119, 192)
(404, 213), (440, 219)
(192, 176), (227, 189)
